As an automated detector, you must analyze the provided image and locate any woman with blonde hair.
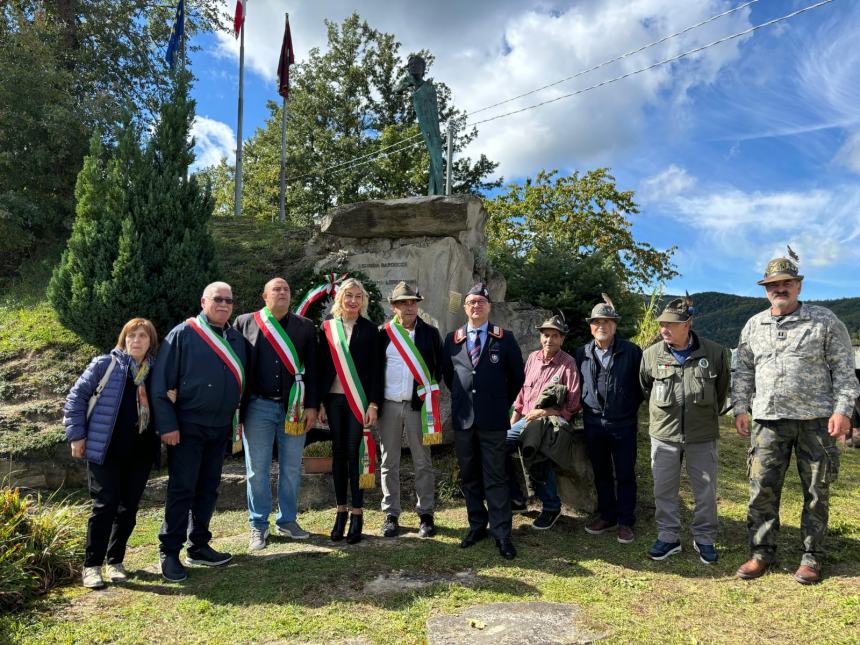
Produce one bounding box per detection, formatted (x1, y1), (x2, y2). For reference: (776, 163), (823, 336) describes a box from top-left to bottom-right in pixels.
(318, 278), (381, 544)
(64, 318), (160, 589)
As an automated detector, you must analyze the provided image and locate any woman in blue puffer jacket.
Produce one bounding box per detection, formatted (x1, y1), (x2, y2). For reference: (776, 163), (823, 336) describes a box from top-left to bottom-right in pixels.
(64, 318), (159, 590)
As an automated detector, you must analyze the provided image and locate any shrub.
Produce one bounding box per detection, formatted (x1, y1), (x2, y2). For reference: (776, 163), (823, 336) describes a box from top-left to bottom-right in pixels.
(303, 441), (333, 458)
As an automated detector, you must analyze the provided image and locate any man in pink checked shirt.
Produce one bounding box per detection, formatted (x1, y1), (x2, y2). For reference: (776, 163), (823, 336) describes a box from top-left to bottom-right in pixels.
(507, 314), (581, 530)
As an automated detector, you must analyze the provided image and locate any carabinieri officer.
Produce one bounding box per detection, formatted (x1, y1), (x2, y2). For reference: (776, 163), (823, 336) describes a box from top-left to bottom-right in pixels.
(442, 283), (524, 559)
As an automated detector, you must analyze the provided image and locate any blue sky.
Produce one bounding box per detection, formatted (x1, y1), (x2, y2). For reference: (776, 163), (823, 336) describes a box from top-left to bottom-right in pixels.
(185, 0), (860, 300)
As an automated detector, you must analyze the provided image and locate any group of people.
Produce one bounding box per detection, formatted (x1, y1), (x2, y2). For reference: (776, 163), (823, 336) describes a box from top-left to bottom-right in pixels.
(64, 249), (859, 590)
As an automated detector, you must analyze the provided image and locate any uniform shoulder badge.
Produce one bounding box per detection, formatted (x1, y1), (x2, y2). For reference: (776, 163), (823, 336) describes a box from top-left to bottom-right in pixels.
(488, 325), (503, 339)
(453, 327), (467, 344)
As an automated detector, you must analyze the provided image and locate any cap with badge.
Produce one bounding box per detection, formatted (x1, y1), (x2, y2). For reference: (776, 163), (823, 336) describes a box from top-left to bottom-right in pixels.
(757, 245), (804, 285)
(537, 313), (569, 335)
(656, 292), (695, 323)
(388, 281), (423, 303)
(586, 293), (621, 322)
(465, 282), (491, 302)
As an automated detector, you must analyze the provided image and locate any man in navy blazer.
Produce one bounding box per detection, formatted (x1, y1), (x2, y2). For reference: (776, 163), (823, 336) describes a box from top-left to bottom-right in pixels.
(442, 283), (524, 559)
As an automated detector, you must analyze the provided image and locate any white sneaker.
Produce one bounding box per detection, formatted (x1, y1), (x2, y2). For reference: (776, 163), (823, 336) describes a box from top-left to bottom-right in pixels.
(81, 566), (105, 589)
(105, 563), (128, 582)
(275, 521), (310, 539)
(249, 527), (269, 551)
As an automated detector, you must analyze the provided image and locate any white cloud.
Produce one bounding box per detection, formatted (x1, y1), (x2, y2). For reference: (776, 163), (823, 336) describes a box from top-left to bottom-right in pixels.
(835, 131), (860, 174)
(191, 116), (235, 170)
(640, 164), (696, 203)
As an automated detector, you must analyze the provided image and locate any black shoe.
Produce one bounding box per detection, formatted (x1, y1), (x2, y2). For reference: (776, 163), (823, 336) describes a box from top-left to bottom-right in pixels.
(330, 511), (348, 542)
(532, 510), (561, 531)
(511, 498), (528, 513)
(345, 513), (363, 544)
(460, 527), (488, 548)
(382, 514), (399, 538)
(495, 538), (517, 560)
(418, 513), (436, 538)
(185, 544), (232, 567)
(160, 554), (188, 582)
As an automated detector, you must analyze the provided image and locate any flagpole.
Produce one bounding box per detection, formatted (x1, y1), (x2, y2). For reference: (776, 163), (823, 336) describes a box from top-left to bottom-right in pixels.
(234, 14), (245, 217)
(279, 13), (289, 224)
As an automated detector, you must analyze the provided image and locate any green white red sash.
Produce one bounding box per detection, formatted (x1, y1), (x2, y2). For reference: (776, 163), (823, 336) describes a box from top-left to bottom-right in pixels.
(384, 318), (443, 446)
(323, 317), (376, 488)
(295, 273), (348, 317)
(254, 307), (306, 435)
(187, 314), (245, 448)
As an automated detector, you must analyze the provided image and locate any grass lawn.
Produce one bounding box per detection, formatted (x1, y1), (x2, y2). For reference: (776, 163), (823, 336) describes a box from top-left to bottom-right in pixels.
(2, 417), (858, 645)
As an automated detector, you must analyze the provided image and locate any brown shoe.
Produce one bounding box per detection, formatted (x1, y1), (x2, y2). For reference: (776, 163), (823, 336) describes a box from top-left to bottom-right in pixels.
(584, 518), (617, 535)
(794, 565), (821, 585)
(617, 525), (634, 544)
(736, 558), (770, 580)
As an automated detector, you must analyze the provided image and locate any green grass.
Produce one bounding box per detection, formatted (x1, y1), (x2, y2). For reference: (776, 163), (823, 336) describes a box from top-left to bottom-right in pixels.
(1, 419), (858, 644)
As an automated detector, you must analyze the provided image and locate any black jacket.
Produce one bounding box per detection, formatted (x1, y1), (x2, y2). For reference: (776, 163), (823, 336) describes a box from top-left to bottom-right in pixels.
(376, 317), (443, 415)
(442, 322), (524, 431)
(151, 313), (250, 433)
(317, 316), (381, 406)
(234, 310), (319, 410)
(575, 337), (643, 427)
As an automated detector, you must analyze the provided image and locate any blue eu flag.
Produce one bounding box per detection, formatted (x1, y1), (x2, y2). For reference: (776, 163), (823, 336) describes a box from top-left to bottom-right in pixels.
(166, 0), (185, 69)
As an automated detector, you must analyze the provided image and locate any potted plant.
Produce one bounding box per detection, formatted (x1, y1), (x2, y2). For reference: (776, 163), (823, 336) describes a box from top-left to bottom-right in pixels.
(302, 440), (333, 474)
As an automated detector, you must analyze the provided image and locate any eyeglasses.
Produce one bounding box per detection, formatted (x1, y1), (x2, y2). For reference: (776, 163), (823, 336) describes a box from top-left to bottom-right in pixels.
(210, 296), (234, 305)
(464, 300), (488, 307)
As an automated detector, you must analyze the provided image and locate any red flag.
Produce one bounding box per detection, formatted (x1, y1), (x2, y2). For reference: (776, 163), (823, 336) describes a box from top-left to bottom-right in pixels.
(233, 0), (246, 37)
(277, 17), (294, 99)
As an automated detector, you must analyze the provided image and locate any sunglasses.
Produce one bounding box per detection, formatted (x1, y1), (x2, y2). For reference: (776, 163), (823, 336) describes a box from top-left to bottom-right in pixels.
(210, 296), (234, 305)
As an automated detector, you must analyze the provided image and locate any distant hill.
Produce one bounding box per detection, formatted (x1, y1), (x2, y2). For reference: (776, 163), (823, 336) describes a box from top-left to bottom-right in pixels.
(663, 291), (860, 347)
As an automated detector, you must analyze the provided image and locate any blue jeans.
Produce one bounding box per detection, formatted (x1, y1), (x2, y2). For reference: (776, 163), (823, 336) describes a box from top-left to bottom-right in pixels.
(242, 397), (306, 530)
(506, 418), (561, 512)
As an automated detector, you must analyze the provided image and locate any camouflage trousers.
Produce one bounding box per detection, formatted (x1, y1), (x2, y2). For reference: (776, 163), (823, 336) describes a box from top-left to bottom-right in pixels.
(747, 418), (840, 568)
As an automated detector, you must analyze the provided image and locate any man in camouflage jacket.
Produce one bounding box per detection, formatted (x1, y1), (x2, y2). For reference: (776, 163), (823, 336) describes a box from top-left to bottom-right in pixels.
(733, 250), (860, 585)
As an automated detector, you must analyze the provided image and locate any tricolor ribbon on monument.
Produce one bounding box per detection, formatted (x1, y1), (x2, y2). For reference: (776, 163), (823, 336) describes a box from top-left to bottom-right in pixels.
(254, 306), (306, 435)
(383, 318), (443, 446)
(186, 314), (245, 453)
(294, 273), (348, 317)
(322, 318), (376, 489)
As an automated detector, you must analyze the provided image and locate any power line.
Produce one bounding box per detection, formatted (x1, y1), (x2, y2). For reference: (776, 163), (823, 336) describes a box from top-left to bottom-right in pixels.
(468, 0), (837, 128)
(285, 136), (426, 184)
(468, 0), (762, 117)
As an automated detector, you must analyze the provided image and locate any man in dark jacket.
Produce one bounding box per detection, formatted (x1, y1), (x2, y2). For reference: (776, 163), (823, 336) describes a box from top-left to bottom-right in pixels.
(234, 277), (318, 551)
(375, 282), (443, 539)
(442, 283), (524, 559)
(151, 281), (250, 582)
(574, 296), (643, 545)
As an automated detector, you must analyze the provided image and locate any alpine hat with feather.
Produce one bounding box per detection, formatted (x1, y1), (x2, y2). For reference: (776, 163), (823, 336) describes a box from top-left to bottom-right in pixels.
(757, 245), (804, 285)
(586, 293), (621, 323)
(656, 292), (695, 323)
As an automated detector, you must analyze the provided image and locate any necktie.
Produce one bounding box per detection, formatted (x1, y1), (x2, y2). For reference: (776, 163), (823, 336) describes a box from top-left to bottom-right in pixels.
(470, 330), (482, 366)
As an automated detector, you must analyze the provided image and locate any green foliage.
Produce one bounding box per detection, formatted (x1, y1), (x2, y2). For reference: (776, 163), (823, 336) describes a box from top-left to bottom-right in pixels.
(0, 484), (85, 611)
(302, 440), (332, 457)
(202, 13), (501, 223)
(631, 286), (664, 349)
(289, 269), (385, 325)
(48, 72), (219, 350)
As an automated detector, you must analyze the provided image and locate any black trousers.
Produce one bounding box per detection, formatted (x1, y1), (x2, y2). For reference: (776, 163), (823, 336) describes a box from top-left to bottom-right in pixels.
(583, 417), (638, 527)
(325, 394), (364, 509)
(85, 449), (154, 567)
(158, 421), (230, 556)
(454, 425), (511, 540)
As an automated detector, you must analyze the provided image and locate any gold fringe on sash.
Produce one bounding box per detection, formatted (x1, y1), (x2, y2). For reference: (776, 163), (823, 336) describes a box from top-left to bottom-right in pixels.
(284, 420), (305, 435)
(422, 432), (443, 446)
(358, 473), (376, 489)
(231, 439), (243, 455)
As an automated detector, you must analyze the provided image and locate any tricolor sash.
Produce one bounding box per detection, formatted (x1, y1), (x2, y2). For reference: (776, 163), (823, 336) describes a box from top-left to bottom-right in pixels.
(384, 318), (443, 445)
(295, 273), (348, 317)
(323, 318), (376, 488)
(254, 307), (306, 435)
(187, 314), (245, 452)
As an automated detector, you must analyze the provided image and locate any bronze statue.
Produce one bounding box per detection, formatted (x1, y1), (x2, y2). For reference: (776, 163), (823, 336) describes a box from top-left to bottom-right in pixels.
(397, 55), (444, 195)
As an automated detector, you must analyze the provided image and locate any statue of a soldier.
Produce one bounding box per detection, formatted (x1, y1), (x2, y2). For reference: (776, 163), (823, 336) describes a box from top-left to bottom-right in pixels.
(397, 55), (444, 196)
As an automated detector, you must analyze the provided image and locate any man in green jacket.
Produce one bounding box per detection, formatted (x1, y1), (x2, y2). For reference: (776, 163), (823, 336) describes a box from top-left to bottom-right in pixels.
(639, 296), (730, 564)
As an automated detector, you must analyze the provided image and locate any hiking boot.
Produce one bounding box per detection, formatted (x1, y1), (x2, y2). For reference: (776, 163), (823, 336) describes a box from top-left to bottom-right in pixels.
(105, 563), (128, 582)
(81, 566), (105, 589)
(693, 541), (718, 564)
(794, 565), (821, 585)
(510, 498), (528, 513)
(249, 527), (269, 551)
(418, 513), (436, 538)
(647, 539), (682, 561)
(276, 521), (310, 539)
(736, 557), (770, 580)
(617, 525), (635, 544)
(532, 510), (561, 530)
(584, 518), (617, 535)
(185, 544), (232, 567)
(160, 554), (188, 582)
(381, 514), (399, 538)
